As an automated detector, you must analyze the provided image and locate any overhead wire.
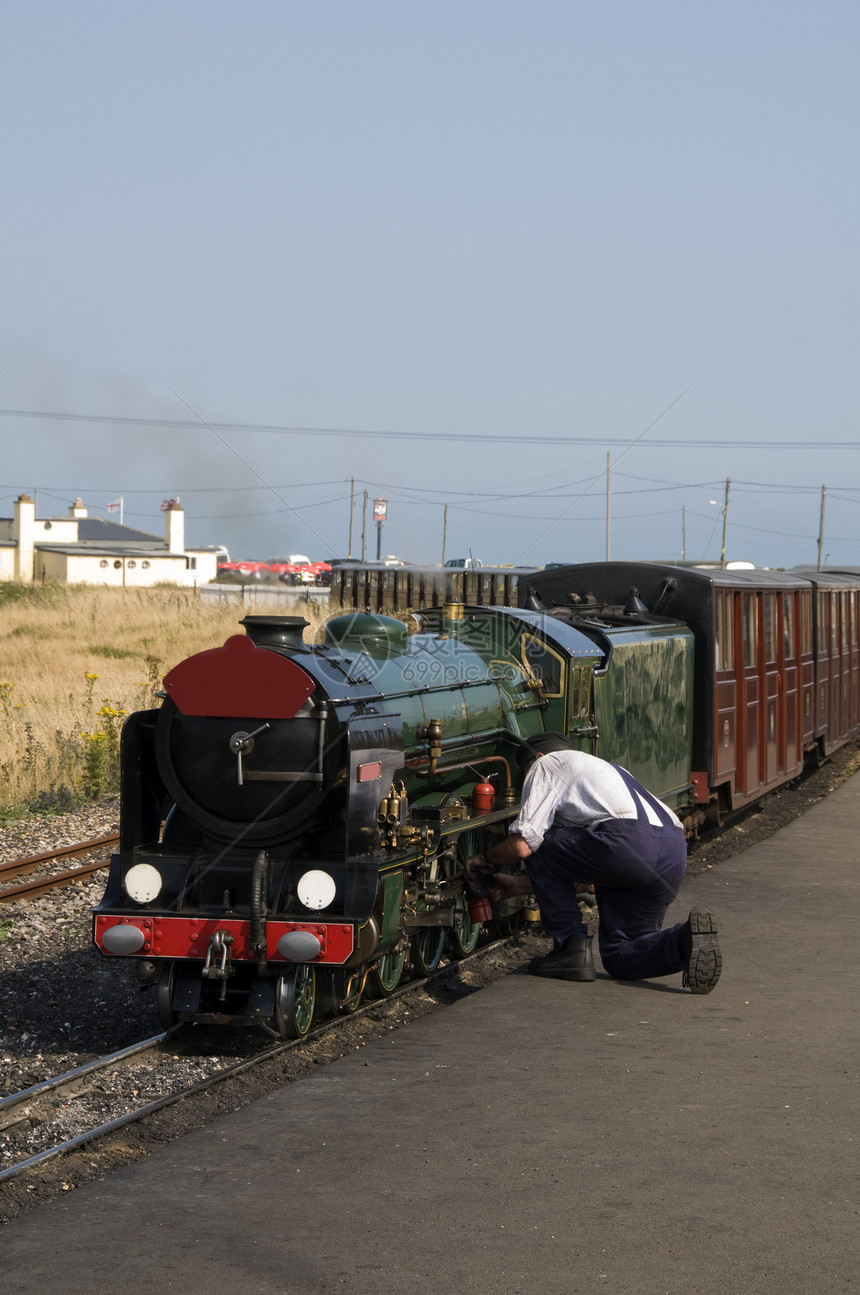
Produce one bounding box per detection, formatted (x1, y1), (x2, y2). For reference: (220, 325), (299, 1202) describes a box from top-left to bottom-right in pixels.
(2, 406), (860, 450)
(4, 401), (859, 560)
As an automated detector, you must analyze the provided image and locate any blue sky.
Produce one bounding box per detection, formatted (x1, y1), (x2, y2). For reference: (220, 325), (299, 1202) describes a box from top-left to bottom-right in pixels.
(2, 2), (858, 568)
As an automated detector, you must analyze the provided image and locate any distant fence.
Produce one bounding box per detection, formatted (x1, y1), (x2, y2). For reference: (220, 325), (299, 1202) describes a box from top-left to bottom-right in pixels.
(329, 565), (536, 614)
(202, 567), (541, 615)
(200, 583), (331, 609)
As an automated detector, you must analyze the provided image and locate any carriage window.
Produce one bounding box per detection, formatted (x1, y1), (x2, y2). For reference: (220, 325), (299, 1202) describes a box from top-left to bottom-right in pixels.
(522, 635), (564, 697)
(784, 597), (795, 660)
(715, 593), (734, 671)
(763, 594), (776, 664)
(799, 594), (813, 654)
(742, 595), (758, 667)
(818, 593), (829, 653)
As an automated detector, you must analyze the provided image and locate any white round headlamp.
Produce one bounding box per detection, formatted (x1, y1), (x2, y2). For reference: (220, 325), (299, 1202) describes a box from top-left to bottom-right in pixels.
(296, 869), (336, 911)
(124, 863), (163, 903)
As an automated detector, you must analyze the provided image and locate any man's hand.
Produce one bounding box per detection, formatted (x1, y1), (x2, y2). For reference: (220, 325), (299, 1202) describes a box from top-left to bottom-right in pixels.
(464, 857), (532, 904)
(490, 872), (533, 900)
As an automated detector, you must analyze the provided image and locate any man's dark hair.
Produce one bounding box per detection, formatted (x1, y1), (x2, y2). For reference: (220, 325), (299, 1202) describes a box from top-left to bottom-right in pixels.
(516, 732), (574, 770)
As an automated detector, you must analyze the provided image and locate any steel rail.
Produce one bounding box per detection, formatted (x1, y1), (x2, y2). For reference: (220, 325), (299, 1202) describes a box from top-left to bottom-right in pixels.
(0, 1032), (171, 1118)
(0, 859), (111, 904)
(0, 833), (119, 880)
(0, 832), (118, 904)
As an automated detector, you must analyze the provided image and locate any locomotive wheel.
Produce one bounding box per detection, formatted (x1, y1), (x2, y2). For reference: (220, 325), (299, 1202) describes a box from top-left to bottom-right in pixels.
(447, 903), (481, 959)
(273, 965), (316, 1038)
(367, 948), (407, 997)
(156, 963), (180, 1029)
(320, 968), (364, 1016)
(410, 926), (446, 976)
(447, 829), (483, 959)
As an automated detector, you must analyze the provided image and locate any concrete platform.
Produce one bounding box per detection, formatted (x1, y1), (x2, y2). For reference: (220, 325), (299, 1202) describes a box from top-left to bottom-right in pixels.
(4, 777), (859, 1294)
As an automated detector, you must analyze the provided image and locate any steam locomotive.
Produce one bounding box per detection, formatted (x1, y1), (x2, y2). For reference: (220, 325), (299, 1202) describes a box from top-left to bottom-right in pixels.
(94, 560), (860, 1037)
(93, 590), (694, 1036)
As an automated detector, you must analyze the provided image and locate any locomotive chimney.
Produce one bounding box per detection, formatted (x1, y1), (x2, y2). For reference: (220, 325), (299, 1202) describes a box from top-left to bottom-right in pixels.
(623, 587), (650, 617)
(240, 615), (310, 651)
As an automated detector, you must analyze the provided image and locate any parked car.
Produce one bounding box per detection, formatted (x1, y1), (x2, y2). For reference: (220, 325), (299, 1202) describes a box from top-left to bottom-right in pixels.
(277, 561), (332, 587)
(217, 560), (269, 580)
(444, 557), (483, 569)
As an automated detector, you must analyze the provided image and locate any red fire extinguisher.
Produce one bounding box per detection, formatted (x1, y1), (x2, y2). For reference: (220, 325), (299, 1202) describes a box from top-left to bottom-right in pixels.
(466, 866), (494, 924)
(468, 893), (494, 924)
(471, 775), (495, 816)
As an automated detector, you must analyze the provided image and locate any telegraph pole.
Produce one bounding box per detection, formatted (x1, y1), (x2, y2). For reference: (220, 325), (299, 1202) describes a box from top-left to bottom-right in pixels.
(817, 484), (826, 570)
(441, 503), (448, 565)
(347, 477), (355, 558)
(361, 491), (367, 562)
(605, 452), (611, 561)
(720, 477), (730, 568)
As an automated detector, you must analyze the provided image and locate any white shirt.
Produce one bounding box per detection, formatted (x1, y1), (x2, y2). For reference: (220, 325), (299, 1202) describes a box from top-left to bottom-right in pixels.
(509, 749), (683, 852)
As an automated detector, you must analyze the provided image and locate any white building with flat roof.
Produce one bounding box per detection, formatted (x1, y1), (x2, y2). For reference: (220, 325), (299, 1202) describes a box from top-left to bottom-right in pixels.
(0, 496), (219, 587)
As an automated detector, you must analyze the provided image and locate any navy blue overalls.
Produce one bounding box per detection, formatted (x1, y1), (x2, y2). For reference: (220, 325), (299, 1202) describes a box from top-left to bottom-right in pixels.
(525, 766), (689, 981)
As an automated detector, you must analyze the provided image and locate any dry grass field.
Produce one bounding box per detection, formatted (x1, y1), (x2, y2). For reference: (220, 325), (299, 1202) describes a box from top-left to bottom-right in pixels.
(0, 584), (331, 814)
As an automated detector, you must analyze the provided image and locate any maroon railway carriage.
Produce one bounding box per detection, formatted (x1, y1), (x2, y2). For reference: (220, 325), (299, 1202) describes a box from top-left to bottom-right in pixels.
(521, 563), (833, 821)
(793, 568), (860, 755)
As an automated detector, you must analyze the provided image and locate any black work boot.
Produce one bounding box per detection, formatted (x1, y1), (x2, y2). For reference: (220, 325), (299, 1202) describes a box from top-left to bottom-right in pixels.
(529, 935), (596, 982)
(680, 906), (722, 994)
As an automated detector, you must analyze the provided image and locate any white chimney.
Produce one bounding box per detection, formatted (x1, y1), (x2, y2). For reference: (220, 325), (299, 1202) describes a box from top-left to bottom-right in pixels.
(164, 500), (185, 554)
(69, 498), (88, 518)
(14, 493), (36, 581)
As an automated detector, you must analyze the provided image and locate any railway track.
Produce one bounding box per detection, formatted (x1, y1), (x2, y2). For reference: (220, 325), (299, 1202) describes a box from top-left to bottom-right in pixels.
(0, 833), (117, 904)
(0, 934), (519, 1187)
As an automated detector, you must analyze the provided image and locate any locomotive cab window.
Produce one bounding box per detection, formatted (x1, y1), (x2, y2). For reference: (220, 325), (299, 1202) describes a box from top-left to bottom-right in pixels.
(489, 658), (530, 689)
(521, 635), (564, 697)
